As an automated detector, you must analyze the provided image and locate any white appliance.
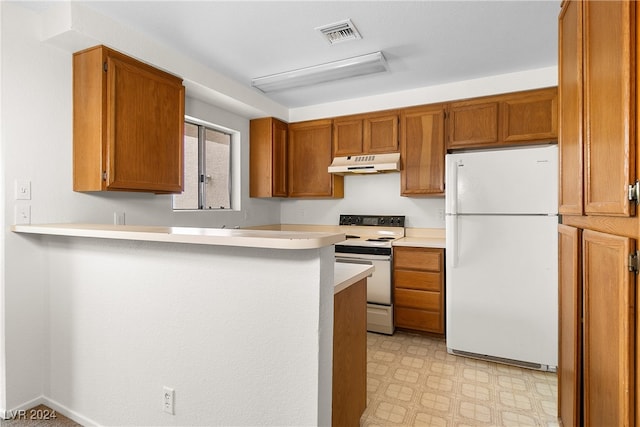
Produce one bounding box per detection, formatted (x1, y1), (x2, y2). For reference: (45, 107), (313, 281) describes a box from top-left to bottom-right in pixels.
(445, 145), (558, 371)
(334, 215), (405, 334)
(328, 153), (400, 174)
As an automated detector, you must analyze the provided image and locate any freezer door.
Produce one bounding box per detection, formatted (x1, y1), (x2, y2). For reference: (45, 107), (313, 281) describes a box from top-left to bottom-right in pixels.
(445, 214), (558, 367)
(446, 145), (558, 215)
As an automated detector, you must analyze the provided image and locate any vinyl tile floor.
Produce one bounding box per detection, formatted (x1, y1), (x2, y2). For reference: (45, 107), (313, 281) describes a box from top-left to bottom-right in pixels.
(361, 331), (559, 427)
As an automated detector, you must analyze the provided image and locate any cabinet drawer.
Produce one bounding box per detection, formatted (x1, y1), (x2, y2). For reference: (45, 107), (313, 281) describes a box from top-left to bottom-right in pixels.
(394, 270), (441, 291)
(394, 247), (442, 271)
(395, 307), (444, 334)
(395, 288), (441, 311)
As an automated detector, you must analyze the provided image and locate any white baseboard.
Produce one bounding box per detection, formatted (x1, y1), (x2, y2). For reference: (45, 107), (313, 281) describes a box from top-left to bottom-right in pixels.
(1, 395), (100, 426)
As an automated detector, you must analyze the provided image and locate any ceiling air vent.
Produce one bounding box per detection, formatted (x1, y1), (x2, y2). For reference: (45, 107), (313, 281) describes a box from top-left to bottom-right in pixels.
(316, 19), (362, 45)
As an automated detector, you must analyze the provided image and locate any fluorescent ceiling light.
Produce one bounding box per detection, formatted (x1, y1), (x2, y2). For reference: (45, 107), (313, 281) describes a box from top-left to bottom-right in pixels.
(251, 51), (388, 93)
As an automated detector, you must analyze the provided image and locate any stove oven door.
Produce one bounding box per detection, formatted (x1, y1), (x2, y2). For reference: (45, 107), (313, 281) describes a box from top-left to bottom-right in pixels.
(335, 253), (392, 305)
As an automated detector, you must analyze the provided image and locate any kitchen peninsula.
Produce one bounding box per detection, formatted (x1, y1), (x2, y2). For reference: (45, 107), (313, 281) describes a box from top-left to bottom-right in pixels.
(11, 224), (368, 426)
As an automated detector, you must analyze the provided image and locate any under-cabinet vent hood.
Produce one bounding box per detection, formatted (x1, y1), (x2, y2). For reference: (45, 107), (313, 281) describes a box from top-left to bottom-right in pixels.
(328, 152), (400, 174)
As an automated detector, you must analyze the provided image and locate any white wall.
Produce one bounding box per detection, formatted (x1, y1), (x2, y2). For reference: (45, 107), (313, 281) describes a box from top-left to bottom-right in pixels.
(43, 235), (334, 426)
(281, 173), (446, 228)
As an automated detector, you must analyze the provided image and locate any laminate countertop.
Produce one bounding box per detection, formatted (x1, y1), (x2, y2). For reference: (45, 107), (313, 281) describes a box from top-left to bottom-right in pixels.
(11, 223), (372, 294)
(11, 223), (345, 250)
(334, 262), (374, 294)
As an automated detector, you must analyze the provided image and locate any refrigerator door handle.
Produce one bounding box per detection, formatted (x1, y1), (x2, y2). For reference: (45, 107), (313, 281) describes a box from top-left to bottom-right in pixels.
(451, 215), (458, 267)
(447, 159), (461, 214)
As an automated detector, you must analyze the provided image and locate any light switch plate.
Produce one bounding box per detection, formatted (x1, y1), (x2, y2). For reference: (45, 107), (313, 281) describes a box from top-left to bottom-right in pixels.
(15, 180), (31, 200)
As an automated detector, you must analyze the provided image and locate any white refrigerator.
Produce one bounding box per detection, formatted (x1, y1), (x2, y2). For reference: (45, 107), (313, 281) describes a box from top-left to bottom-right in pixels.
(445, 145), (558, 370)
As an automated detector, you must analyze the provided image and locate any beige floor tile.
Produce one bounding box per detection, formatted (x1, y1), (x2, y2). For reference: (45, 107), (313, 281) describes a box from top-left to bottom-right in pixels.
(361, 331), (558, 427)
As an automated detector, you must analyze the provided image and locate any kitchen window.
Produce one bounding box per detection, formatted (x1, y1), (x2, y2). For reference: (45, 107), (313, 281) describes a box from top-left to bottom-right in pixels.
(173, 118), (234, 210)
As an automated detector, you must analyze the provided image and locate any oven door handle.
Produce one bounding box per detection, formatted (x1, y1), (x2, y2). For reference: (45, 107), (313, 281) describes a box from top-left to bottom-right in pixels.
(335, 257), (374, 266)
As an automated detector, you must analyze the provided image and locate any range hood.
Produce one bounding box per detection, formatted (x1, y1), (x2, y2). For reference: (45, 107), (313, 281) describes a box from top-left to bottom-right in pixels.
(328, 152), (400, 174)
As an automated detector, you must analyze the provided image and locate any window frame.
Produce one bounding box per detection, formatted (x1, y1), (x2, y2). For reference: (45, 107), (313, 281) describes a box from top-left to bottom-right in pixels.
(173, 115), (236, 211)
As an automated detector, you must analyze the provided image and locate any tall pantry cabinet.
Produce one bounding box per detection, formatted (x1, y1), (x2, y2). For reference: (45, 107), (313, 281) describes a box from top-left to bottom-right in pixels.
(558, 1), (638, 426)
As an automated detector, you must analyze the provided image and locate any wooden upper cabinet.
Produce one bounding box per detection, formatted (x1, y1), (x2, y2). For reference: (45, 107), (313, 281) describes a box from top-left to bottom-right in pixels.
(447, 87), (557, 150)
(583, 0), (635, 217)
(288, 119), (344, 198)
(447, 101), (499, 149)
(333, 111), (399, 156)
(501, 87), (558, 142)
(250, 117), (288, 198)
(73, 45), (185, 193)
(400, 104), (445, 196)
(333, 118), (363, 156)
(559, 0), (584, 215)
(363, 112), (399, 153)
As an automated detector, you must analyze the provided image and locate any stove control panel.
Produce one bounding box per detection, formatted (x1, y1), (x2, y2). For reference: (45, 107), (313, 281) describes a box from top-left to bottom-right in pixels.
(339, 215), (405, 227)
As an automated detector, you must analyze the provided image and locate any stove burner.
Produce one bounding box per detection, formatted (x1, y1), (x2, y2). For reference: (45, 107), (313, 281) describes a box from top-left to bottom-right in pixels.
(345, 235), (360, 239)
(366, 237), (395, 242)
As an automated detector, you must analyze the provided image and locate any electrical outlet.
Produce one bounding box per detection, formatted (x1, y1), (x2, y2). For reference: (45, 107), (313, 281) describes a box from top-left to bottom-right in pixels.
(437, 208), (445, 220)
(114, 212), (125, 225)
(163, 386), (175, 415)
(15, 205), (31, 225)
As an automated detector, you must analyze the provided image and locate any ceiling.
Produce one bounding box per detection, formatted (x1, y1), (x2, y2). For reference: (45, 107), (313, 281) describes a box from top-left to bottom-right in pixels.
(21, 0), (561, 109)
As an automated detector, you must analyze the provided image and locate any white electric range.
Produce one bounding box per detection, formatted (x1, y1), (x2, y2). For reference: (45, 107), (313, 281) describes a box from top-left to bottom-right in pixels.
(335, 215), (405, 335)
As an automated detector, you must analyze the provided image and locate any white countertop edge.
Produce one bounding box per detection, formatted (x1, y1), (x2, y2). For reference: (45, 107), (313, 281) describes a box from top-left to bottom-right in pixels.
(11, 224), (345, 250)
(334, 262), (374, 294)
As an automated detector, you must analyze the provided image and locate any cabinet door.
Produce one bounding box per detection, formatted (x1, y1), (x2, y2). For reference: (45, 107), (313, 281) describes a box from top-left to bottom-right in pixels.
(271, 119), (288, 197)
(333, 279), (366, 427)
(558, 224), (582, 427)
(584, 0), (635, 216)
(333, 118), (363, 156)
(249, 117), (287, 198)
(363, 113), (399, 153)
(288, 120), (343, 198)
(501, 87), (557, 143)
(400, 105), (445, 196)
(447, 101), (499, 149)
(559, 0), (584, 215)
(106, 51), (184, 193)
(582, 229), (635, 427)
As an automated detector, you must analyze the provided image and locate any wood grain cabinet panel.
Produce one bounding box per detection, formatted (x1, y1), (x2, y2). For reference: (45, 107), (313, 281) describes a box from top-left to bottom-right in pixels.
(363, 113), (399, 153)
(446, 87), (557, 151)
(559, 0), (584, 215)
(333, 111), (399, 156)
(333, 279), (367, 427)
(393, 246), (445, 335)
(333, 118), (363, 156)
(288, 119), (344, 198)
(447, 101), (499, 149)
(400, 104), (446, 196)
(558, 3), (639, 426)
(501, 88), (558, 142)
(583, 0), (635, 217)
(558, 224), (582, 427)
(73, 45), (185, 193)
(582, 230), (635, 427)
(250, 117), (288, 198)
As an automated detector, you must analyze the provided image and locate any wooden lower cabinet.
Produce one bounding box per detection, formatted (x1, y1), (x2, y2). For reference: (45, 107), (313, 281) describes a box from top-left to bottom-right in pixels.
(333, 278), (367, 426)
(558, 224), (636, 426)
(393, 246), (445, 334)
